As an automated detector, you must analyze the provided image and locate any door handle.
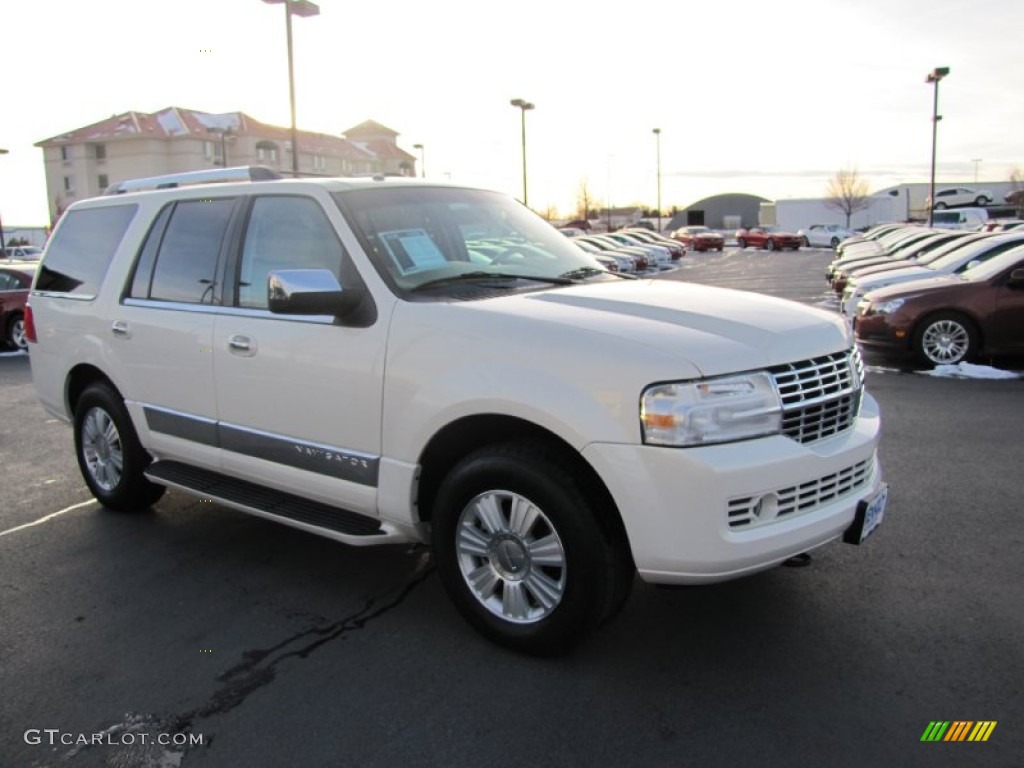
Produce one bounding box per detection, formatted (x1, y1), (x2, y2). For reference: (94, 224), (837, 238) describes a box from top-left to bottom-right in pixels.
(228, 334), (257, 356)
(111, 320), (130, 338)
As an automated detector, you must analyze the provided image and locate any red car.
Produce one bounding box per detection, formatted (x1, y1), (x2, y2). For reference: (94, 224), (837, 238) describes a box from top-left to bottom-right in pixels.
(0, 264), (35, 351)
(735, 227), (802, 251)
(854, 245), (1024, 366)
(671, 226), (725, 252)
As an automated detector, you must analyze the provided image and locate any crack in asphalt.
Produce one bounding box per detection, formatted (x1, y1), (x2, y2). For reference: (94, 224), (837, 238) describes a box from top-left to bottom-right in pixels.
(65, 551), (435, 766)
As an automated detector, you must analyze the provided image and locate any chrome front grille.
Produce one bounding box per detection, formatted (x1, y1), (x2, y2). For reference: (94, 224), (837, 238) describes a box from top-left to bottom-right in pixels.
(770, 348), (863, 443)
(728, 456), (876, 529)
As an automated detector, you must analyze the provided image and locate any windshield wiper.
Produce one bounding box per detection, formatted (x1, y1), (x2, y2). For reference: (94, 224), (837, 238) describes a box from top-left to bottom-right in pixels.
(560, 266), (636, 280)
(410, 271), (574, 292)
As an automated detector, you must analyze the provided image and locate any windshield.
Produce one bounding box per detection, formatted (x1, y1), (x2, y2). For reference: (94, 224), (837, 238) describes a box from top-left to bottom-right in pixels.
(958, 243), (1024, 281)
(333, 186), (609, 295)
(927, 236), (1024, 271)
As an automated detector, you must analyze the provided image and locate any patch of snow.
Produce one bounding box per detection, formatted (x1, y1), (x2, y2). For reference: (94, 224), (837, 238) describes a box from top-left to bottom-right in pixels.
(918, 362), (1021, 380)
(194, 112), (240, 132)
(0, 349), (27, 357)
(155, 109), (188, 136)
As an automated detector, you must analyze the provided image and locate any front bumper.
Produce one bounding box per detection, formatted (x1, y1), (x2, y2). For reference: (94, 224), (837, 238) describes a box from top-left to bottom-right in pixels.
(582, 392), (883, 584)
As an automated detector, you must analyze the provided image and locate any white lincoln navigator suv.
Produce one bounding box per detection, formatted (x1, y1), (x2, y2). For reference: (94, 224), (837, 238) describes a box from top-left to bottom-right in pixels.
(28, 168), (886, 654)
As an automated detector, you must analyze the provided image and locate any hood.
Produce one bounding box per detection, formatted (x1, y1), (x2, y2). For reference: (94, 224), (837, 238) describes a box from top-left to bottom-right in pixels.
(853, 264), (935, 291)
(465, 280), (852, 378)
(863, 273), (962, 302)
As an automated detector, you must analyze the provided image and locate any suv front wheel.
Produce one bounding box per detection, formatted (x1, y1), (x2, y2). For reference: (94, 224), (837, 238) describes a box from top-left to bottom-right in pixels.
(74, 383), (166, 511)
(431, 441), (632, 656)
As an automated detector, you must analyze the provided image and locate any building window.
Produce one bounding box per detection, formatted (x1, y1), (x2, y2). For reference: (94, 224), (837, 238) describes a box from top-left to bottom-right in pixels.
(256, 141), (279, 164)
(60, 146), (70, 163)
(203, 141), (225, 165)
(313, 154), (326, 171)
(98, 174), (109, 190)
(93, 144), (106, 161)
(63, 176), (74, 193)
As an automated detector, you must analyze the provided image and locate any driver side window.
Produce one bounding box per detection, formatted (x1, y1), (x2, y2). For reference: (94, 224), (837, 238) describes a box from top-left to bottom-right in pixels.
(237, 196), (346, 309)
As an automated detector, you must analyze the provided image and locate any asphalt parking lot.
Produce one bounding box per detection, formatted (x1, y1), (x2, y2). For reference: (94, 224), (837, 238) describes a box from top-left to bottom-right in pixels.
(2, 247), (1022, 767)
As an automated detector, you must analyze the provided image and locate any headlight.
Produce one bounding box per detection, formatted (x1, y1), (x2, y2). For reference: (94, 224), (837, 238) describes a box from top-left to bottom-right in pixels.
(870, 298), (905, 315)
(641, 372), (782, 446)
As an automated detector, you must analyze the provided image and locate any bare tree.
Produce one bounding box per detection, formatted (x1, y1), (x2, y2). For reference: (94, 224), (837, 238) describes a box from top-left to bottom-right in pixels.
(576, 178), (597, 222)
(824, 167), (871, 228)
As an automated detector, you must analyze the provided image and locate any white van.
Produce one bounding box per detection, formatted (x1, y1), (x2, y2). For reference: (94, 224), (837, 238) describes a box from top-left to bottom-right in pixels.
(931, 208), (988, 231)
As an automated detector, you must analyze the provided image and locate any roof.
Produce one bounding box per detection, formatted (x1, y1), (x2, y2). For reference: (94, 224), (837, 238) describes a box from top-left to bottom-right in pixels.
(35, 108), (411, 161)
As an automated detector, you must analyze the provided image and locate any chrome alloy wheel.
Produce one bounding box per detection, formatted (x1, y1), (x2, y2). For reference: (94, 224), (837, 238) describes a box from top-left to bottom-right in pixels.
(10, 318), (27, 350)
(455, 490), (567, 624)
(921, 319), (970, 364)
(81, 406), (124, 492)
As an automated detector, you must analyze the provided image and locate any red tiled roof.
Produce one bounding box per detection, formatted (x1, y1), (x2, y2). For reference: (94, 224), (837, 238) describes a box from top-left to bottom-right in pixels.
(36, 109), (408, 161)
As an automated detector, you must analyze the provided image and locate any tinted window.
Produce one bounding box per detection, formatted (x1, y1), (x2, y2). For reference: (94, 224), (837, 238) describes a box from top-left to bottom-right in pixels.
(237, 196), (345, 309)
(149, 199), (234, 304)
(36, 205), (137, 295)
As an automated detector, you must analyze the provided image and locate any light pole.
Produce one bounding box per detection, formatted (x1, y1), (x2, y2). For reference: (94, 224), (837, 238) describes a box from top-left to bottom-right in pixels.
(209, 127), (234, 167)
(413, 143), (425, 178)
(262, 0), (320, 177)
(0, 148), (8, 256)
(925, 66), (950, 227)
(652, 128), (662, 232)
(509, 98), (534, 206)
(971, 158), (982, 184)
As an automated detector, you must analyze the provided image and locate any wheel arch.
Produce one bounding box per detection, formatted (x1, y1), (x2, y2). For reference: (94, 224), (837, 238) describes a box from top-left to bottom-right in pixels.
(415, 414), (628, 543)
(66, 364), (122, 417)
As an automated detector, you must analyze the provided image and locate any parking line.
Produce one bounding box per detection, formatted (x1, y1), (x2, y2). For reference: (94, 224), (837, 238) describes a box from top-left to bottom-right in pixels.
(0, 499), (97, 539)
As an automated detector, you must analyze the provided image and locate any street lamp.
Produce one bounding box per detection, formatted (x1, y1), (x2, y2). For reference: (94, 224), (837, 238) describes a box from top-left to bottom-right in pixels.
(0, 148), (8, 256)
(262, 0), (320, 177)
(509, 98), (534, 206)
(925, 66), (950, 227)
(209, 127), (234, 168)
(413, 143), (425, 178)
(971, 158), (982, 184)
(652, 128), (662, 232)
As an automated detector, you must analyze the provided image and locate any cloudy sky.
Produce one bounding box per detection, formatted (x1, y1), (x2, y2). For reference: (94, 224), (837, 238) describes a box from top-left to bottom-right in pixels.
(1, 0), (1021, 225)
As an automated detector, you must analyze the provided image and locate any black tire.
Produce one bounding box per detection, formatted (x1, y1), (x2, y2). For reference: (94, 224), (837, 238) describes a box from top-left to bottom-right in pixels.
(431, 441), (633, 656)
(766, 239), (777, 251)
(934, 202), (947, 210)
(830, 237), (840, 249)
(975, 196), (989, 207)
(736, 237), (747, 249)
(5, 313), (27, 351)
(913, 312), (978, 367)
(73, 383), (165, 511)
(802, 236), (810, 247)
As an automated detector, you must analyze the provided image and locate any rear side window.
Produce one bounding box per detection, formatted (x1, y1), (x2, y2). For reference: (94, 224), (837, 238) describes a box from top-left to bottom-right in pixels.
(36, 205), (138, 296)
(132, 198), (235, 304)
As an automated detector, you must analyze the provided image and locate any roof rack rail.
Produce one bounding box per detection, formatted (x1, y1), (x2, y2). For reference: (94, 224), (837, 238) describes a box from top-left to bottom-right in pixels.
(103, 165), (283, 195)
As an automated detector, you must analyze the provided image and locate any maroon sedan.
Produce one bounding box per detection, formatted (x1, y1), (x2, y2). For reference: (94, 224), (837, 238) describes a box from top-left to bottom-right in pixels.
(854, 245), (1024, 366)
(670, 226), (725, 252)
(736, 227), (802, 251)
(0, 264), (36, 351)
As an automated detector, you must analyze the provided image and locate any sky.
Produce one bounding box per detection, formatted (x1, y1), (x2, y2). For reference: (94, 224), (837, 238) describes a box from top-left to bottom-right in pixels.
(1, 0), (1022, 227)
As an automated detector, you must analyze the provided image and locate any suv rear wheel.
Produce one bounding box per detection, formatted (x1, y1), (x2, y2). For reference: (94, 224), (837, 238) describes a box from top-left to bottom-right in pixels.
(74, 383), (165, 511)
(6, 313), (27, 351)
(431, 441), (632, 655)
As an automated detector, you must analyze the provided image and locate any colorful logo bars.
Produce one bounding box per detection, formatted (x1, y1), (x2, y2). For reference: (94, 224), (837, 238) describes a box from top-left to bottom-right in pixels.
(921, 721), (997, 742)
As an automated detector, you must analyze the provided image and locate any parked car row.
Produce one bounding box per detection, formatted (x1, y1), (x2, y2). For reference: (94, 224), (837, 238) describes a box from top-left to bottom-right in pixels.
(569, 229), (684, 273)
(823, 224), (1024, 366)
(1, 245), (44, 262)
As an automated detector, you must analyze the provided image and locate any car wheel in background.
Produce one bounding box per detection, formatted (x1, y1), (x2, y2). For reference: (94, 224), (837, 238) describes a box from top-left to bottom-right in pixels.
(766, 239), (777, 251)
(914, 312), (978, 367)
(975, 196), (990, 206)
(934, 202), (947, 210)
(431, 441), (633, 656)
(6, 313), (27, 351)
(830, 237), (840, 248)
(73, 383), (166, 511)
(802, 236), (810, 247)
(736, 237), (746, 248)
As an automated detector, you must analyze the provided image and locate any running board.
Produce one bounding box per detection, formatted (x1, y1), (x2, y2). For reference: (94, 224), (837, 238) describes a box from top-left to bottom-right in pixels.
(145, 460), (403, 546)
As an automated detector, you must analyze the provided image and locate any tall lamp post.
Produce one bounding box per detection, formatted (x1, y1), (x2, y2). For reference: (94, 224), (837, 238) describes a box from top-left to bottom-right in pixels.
(262, 0), (320, 177)
(652, 128), (662, 232)
(0, 148), (8, 256)
(971, 158), (982, 184)
(509, 98), (534, 206)
(413, 143), (425, 178)
(925, 66), (950, 227)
